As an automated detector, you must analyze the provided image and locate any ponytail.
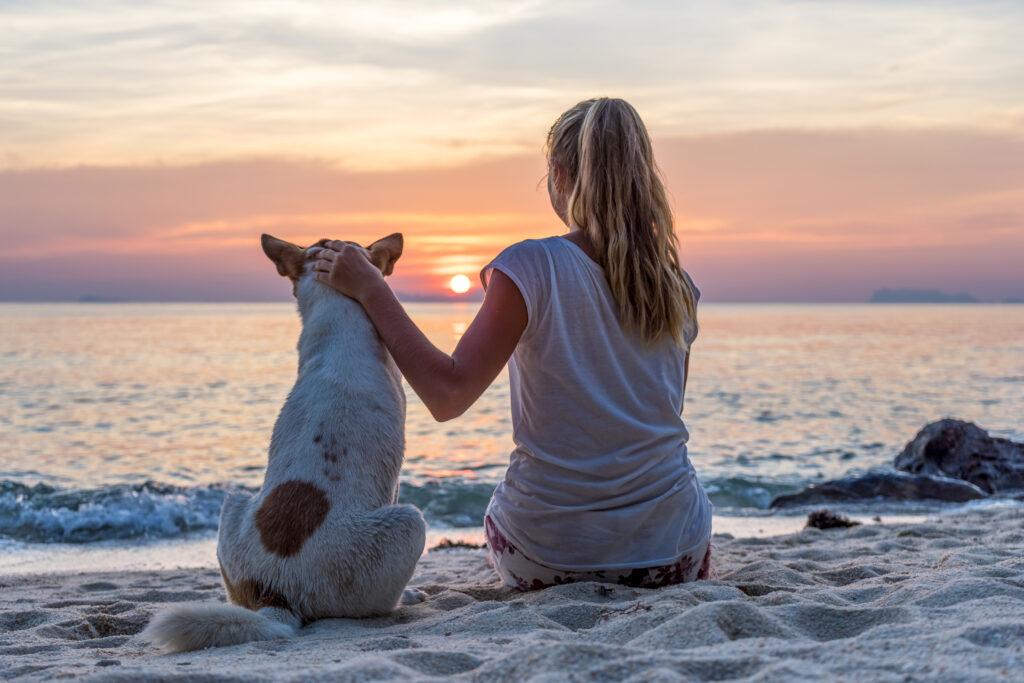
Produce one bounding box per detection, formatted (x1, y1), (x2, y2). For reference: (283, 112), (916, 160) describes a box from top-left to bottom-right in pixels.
(546, 98), (698, 348)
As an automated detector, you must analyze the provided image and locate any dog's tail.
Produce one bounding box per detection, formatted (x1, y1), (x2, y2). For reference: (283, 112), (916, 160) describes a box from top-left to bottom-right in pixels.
(142, 603), (300, 653)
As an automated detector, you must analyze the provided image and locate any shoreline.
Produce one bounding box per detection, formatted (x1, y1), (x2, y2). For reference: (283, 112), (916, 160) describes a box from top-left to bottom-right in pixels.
(0, 510), (947, 577)
(2, 507), (1021, 681)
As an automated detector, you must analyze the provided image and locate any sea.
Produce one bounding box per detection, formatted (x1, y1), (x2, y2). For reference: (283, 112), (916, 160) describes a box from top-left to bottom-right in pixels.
(2, 302), (1022, 574)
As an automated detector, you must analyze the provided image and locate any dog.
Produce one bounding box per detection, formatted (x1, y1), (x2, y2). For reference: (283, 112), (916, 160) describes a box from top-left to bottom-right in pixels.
(142, 233), (427, 653)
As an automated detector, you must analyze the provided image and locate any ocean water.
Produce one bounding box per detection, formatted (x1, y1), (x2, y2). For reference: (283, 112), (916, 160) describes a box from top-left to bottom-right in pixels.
(2, 302), (1022, 570)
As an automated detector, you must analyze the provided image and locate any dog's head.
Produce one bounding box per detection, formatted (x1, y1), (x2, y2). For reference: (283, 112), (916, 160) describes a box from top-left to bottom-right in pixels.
(260, 233), (404, 296)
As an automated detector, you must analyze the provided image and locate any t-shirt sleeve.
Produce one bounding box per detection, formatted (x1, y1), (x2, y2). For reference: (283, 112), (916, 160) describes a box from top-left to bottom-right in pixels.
(480, 239), (551, 339)
(680, 268), (700, 349)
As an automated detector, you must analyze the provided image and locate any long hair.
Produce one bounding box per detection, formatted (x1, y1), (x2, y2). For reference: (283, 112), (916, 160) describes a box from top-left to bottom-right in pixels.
(546, 98), (698, 348)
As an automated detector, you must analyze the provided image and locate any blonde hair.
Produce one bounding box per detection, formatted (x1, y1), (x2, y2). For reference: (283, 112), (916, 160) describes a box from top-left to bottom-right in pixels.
(546, 98), (698, 348)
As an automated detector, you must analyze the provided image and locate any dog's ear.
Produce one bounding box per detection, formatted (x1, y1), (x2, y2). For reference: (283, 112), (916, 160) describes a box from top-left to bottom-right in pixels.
(261, 234), (306, 279)
(366, 233), (403, 276)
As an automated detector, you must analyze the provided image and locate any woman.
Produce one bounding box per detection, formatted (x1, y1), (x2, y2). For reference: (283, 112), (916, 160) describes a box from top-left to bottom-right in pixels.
(313, 98), (711, 590)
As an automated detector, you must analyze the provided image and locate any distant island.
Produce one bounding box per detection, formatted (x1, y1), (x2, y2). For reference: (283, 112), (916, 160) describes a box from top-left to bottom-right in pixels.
(78, 295), (128, 303)
(869, 288), (978, 303)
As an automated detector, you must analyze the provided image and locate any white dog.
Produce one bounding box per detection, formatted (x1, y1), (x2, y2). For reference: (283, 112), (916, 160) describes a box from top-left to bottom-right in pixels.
(143, 233), (426, 653)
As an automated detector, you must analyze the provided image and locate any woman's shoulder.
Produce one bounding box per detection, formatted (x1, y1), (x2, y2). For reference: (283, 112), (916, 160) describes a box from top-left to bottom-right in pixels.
(496, 236), (562, 258)
(680, 268), (701, 303)
(483, 238), (556, 291)
(489, 237), (565, 272)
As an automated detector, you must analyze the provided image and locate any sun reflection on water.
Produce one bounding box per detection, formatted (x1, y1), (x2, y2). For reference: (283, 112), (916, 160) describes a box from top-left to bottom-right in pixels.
(1, 302), (1022, 493)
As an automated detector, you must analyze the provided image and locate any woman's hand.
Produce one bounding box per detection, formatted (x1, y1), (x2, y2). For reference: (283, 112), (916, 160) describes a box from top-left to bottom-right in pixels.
(311, 241), (383, 302)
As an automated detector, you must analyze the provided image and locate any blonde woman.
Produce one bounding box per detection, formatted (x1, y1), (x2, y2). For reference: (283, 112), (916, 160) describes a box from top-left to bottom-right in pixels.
(313, 98), (711, 590)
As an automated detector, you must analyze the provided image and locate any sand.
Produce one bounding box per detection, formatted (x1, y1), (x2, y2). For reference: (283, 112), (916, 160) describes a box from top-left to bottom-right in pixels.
(2, 507), (1022, 682)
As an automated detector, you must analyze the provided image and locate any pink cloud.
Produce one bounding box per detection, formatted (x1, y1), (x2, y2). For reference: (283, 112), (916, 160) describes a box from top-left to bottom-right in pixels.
(2, 128), (1022, 302)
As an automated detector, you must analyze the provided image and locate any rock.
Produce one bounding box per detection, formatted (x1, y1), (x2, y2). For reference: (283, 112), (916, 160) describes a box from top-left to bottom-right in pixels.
(769, 472), (986, 509)
(428, 538), (486, 552)
(894, 419), (1024, 493)
(806, 509), (861, 529)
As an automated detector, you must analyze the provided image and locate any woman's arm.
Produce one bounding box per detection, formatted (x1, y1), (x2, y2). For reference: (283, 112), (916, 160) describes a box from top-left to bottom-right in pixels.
(312, 242), (527, 422)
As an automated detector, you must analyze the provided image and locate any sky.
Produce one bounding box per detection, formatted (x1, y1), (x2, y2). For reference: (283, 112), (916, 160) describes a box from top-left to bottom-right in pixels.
(1, 0), (1022, 302)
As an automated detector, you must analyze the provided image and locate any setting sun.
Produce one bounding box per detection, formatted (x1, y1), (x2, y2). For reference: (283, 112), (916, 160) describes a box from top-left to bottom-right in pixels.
(449, 274), (472, 294)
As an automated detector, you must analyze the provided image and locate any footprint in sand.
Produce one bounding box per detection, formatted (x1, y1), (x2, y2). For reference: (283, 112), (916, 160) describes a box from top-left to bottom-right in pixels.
(79, 581), (119, 592)
(0, 610), (50, 632)
(38, 611), (147, 641)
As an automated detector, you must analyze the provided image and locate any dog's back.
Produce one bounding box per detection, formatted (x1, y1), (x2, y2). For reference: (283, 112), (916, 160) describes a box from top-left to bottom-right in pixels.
(144, 234), (425, 653)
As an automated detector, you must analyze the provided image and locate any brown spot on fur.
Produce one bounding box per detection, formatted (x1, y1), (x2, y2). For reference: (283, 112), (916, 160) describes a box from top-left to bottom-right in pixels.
(254, 480), (330, 558)
(219, 560), (234, 596)
(323, 467), (341, 483)
(235, 579), (291, 611)
(219, 560), (291, 612)
(313, 434), (322, 443)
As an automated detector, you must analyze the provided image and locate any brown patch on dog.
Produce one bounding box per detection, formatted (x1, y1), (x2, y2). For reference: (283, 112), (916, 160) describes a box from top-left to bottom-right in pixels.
(322, 445), (348, 463)
(321, 433), (347, 464)
(236, 579), (291, 611)
(254, 480), (330, 557)
(219, 561), (291, 612)
(219, 560), (235, 595)
(313, 434), (322, 443)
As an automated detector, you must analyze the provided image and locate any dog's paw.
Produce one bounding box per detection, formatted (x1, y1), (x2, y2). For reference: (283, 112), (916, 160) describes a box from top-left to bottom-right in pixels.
(401, 588), (427, 606)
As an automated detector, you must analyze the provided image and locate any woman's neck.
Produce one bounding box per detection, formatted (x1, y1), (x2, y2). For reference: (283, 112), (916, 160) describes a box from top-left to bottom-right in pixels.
(561, 228), (598, 262)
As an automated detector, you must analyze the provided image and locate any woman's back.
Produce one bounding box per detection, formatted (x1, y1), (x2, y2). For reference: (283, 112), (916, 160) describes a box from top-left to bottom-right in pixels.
(311, 97), (710, 588)
(484, 236), (710, 571)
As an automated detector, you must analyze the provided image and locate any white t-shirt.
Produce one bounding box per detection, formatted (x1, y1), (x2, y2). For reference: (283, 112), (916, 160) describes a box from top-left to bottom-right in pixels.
(482, 236), (711, 571)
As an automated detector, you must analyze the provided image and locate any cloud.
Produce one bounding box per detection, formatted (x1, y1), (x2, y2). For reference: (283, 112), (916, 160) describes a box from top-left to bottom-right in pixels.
(1, 1), (1022, 169)
(1, 127), (1022, 301)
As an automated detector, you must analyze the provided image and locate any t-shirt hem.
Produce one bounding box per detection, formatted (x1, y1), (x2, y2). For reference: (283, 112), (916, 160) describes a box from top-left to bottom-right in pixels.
(487, 497), (713, 574)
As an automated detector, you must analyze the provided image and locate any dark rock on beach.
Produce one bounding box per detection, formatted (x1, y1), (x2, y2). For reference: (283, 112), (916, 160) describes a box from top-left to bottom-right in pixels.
(769, 472), (986, 508)
(806, 509), (861, 529)
(894, 419), (1024, 494)
(770, 420), (1024, 508)
(429, 538), (487, 552)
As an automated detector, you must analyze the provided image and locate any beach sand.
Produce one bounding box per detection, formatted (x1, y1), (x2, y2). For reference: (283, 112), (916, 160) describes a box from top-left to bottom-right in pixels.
(2, 507), (1021, 681)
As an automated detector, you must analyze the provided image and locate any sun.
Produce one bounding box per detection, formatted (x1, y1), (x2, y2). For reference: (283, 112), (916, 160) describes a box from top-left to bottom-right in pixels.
(449, 274), (472, 294)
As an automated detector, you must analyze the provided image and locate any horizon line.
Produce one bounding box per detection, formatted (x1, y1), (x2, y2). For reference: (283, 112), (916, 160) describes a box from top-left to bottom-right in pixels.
(2, 298), (1022, 306)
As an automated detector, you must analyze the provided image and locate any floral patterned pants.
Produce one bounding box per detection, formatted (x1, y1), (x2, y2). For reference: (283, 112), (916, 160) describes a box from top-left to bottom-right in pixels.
(485, 515), (713, 592)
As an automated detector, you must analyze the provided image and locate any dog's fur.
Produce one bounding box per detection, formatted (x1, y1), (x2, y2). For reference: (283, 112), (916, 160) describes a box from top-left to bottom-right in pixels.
(143, 233), (426, 653)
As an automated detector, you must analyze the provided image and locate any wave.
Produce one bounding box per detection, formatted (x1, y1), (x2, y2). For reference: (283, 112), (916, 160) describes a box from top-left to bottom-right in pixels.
(0, 480), (499, 544)
(4, 475), (921, 545)
(701, 477), (800, 510)
(0, 480), (234, 544)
